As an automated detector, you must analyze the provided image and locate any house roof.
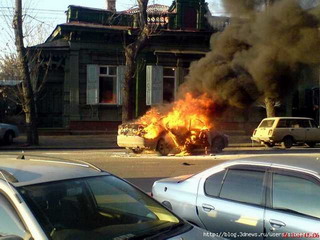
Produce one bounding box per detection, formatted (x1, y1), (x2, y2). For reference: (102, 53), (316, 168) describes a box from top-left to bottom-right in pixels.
(36, 1), (217, 46)
(124, 4), (169, 14)
(61, 22), (131, 31)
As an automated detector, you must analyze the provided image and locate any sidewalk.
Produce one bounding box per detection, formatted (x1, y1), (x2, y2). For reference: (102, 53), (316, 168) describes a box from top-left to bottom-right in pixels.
(0, 133), (254, 150)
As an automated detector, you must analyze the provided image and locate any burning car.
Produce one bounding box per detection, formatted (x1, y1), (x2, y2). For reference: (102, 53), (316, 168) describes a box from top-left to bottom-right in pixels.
(117, 123), (228, 156)
(117, 93), (228, 155)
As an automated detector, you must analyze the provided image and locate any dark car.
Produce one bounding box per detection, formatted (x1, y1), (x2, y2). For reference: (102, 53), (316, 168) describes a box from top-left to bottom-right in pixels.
(0, 123), (19, 145)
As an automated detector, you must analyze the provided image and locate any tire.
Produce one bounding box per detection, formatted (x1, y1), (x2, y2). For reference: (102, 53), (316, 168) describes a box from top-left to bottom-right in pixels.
(306, 142), (316, 148)
(211, 137), (225, 153)
(157, 138), (171, 156)
(281, 136), (293, 149)
(4, 131), (14, 145)
(264, 142), (274, 148)
(129, 148), (144, 154)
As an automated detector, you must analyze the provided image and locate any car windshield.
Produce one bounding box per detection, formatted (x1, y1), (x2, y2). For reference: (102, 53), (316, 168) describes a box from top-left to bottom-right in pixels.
(259, 120), (274, 128)
(18, 175), (181, 240)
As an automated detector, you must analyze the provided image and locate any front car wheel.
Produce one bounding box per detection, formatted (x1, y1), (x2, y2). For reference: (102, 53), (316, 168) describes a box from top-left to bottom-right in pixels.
(130, 148), (144, 154)
(157, 138), (171, 156)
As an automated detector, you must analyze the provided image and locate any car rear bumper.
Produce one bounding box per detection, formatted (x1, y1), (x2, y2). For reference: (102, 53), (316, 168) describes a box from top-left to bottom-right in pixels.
(251, 136), (274, 143)
(117, 135), (146, 148)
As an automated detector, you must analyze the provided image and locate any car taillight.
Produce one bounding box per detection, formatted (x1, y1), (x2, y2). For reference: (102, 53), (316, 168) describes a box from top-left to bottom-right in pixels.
(268, 129), (273, 136)
(253, 130), (257, 135)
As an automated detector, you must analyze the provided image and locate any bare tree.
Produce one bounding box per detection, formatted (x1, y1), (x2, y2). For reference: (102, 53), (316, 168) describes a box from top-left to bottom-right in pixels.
(122, 0), (150, 122)
(13, 0), (38, 145)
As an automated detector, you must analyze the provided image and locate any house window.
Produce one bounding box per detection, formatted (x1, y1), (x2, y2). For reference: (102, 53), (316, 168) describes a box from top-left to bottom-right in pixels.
(163, 67), (176, 103)
(147, 66), (189, 105)
(183, 7), (197, 29)
(87, 65), (125, 105)
(99, 66), (117, 104)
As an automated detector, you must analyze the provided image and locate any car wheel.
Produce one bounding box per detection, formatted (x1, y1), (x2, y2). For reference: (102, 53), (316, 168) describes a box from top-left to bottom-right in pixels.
(4, 131), (14, 145)
(264, 142), (274, 148)
(281, 136), (293, 149)
(157, 138), (171, 156)
(130, 148), (144, 154)
(306, 142), (316, 148)
(211, 137), (225, 153)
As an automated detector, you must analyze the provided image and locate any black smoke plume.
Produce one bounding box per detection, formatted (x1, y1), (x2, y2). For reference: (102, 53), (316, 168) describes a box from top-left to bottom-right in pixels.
(180, 0), (320, 108)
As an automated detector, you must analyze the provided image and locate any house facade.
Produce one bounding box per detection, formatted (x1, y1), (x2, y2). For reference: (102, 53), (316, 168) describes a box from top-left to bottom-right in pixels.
(32, 0), (319, 132)
(33, 0), (226, 131)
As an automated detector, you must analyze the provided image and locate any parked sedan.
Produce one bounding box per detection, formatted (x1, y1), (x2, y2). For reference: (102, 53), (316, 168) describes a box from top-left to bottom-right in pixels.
(152, 156), (320, 239)
(0, 155), (225, 240)
(0, 123), (19, 144)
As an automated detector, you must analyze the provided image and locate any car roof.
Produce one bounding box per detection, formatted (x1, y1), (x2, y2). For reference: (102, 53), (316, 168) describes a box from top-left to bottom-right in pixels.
(0, 155), (109, 187)
(226, 155), (320, 175)
(261, 117), (313, 120)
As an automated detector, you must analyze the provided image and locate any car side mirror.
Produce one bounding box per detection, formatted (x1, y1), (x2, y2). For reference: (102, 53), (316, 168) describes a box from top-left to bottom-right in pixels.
(0, 235), (23, 240)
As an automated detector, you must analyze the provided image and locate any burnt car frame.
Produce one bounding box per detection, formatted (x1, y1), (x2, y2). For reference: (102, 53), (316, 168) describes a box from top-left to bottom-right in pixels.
(117, 123), (228, 155)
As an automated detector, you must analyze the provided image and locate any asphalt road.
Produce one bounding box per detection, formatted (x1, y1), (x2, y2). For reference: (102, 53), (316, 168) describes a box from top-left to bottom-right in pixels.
(1, 147), (320, 192)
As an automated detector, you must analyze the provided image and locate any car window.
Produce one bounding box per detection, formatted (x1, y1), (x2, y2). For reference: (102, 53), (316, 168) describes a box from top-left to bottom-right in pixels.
(299, 120), (310, 128)
(310, 120), (318, 128)
(204, 170), (226, 197)
(287, 119), (305, 128)
(272, 173), (320, 219)
(276, 119), (288, 128)
(0, 193), (28, 238)
(289, 119), (300, 128)
(87, 176), (159, 219)
(19, 175), (181, 240)
(259, 120), (274, 128)
(219, 169), (265, 205)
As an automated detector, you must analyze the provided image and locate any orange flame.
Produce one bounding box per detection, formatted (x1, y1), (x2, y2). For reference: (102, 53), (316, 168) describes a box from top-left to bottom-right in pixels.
(136, 93), (214, 143)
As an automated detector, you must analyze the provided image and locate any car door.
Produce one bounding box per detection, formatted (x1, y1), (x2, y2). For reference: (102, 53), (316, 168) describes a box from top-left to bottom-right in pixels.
(196, 166), (267, 239)
(264, 169), (320, 240)
(283, 119), (305, 142)
(305, 119), (320, 142)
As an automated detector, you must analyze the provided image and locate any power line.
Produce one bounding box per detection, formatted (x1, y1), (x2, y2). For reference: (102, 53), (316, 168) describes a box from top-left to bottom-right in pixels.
(0, 14), (65, 21)
(0, 7), (65, 13)
(0, 10), (66, 16)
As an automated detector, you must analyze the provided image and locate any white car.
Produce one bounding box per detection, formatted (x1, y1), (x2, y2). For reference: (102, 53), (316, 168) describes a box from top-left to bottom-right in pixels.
(152, 156), (320, 239)
(0, 155), (225, 240)
(0, 123), (19, 145)
(251, 117), (320, 148)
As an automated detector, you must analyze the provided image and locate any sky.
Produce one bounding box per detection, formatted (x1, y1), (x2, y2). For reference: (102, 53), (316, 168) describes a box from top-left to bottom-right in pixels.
(0, 0), (223, 57)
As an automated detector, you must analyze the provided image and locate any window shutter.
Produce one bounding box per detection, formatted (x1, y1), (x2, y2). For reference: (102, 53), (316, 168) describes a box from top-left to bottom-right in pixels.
(146, 65), (163, 105)
(117, 65), (126, 105)
(87, 65), (99, 105)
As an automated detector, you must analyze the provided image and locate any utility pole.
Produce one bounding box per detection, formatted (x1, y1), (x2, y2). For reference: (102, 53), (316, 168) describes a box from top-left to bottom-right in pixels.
(13, 0), (39, 145)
